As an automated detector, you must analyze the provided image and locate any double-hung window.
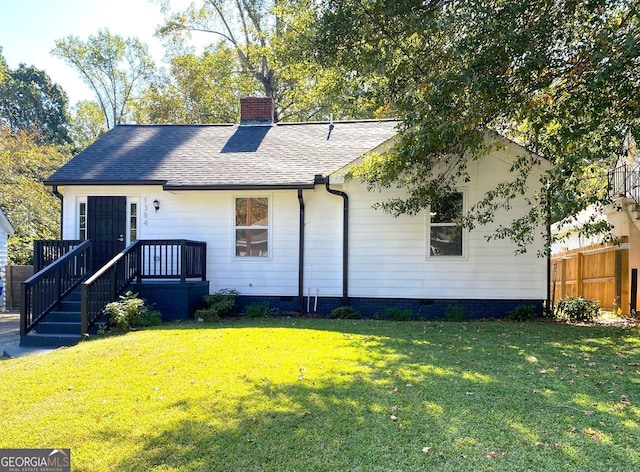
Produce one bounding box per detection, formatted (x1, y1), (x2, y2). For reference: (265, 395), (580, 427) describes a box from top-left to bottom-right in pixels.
(429, 192), (464, 257)
(235, 197), (269, 257)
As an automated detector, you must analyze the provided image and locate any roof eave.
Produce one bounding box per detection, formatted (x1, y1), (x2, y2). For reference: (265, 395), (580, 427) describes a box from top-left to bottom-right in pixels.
(163, 183), (316, 191)
(44, 179), (168, 187)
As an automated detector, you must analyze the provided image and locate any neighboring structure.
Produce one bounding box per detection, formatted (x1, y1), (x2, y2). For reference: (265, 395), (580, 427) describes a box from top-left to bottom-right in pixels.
(0, 208), (15, 309)
(551, 134), (640, 314)
(43, 97), (549, 319)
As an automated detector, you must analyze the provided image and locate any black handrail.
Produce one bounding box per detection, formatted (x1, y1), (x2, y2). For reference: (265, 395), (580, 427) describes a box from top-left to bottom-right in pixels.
(81, 239), (207, 333)
(609, 163), (640, 204)
(136, 240), (207, 282)
(81, 241), (140, 334)
(21, 240), (92, 335)
(34, 240), (83, 272)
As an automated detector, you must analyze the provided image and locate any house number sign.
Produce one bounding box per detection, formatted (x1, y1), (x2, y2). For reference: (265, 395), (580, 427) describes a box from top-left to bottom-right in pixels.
(143, 197), (149, 225)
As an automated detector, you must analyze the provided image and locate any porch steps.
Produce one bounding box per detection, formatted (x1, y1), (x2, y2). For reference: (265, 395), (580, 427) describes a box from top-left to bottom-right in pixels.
(20, 290), (83, 348)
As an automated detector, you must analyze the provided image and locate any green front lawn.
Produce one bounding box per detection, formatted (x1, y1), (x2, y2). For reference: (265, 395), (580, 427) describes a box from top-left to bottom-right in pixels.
(1, 319), (639, 471)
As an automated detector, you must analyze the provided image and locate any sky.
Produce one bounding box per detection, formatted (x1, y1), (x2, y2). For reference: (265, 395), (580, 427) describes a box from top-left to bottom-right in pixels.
(0, 0), (197, 105)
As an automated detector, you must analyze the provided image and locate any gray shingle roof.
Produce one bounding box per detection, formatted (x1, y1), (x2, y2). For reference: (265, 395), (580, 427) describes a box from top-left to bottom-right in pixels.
(47, 120), (399, 189)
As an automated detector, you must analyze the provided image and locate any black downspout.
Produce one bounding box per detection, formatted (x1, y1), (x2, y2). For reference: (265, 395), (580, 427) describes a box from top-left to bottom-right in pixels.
(297, 188), (305, 313)
(325, 177), (349, 306)
(52, 185), (63, 238)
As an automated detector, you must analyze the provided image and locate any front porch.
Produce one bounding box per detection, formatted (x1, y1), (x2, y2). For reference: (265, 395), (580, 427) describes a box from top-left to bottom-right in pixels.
(21, 239), (208, 347)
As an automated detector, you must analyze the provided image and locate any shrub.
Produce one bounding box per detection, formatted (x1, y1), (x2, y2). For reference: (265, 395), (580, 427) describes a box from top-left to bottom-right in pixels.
(442, 304), (470, 322)
(103, 291), (162, 331)
(374, 307), (413, 321)
(555, 297), (600, 323)
(245, 301), (270, 318)
(507, 305), (537, 321)
(329, 306), (362, 319)
(195, 288), (240, 322)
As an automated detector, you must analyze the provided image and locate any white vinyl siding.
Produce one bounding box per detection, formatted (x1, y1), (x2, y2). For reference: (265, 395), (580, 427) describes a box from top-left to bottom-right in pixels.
(0, 230), (7, 307)
(59, 139), (548, 302)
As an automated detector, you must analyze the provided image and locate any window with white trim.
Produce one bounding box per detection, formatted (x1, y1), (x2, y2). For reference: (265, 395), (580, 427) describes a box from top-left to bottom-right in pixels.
(235, 197), (269, 257)
(78, 201), (87, 240)
(129, 202), (138, 243)
(429, 192), (464, 257)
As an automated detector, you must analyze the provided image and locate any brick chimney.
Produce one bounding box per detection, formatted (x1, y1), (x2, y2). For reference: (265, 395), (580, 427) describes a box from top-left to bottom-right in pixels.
(240, 97), (274, 125)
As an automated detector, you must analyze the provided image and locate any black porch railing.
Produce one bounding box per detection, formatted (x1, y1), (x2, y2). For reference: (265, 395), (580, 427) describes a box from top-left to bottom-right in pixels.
(34, 240), (83, 272)
(21, 240), (92, 335)
(81, 239), (207, 333)
(22, 239), (207, 336)
(608, 163), (640, 204)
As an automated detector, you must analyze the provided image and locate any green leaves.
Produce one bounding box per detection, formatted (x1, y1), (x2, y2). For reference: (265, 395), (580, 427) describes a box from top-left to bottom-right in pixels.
(0, 50), (71, 145)
(0, 127), (69, 264)
(51, 29), (155, 129)
(316, 0), (640, 249)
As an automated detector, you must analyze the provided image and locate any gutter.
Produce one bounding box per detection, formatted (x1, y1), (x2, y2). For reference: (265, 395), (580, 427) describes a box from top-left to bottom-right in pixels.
(298, 189), (305, 312)
(52, 185), (64, 237)
(322, 176), (349, 306)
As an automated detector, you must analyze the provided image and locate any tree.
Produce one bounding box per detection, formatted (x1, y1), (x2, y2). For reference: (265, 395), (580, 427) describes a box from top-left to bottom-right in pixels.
(0, 48), (71, 145)
(313, 0), (640, 252)
(69, 100), (108, 150)
(0, 127), (69, 264)
(134, 42), (261, 124)
(155, 0), (387, 121)
(51, 30), (156, 129)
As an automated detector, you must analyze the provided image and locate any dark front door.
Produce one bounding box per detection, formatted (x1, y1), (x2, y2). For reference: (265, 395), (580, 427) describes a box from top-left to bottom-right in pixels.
(88, 196), (127, 270)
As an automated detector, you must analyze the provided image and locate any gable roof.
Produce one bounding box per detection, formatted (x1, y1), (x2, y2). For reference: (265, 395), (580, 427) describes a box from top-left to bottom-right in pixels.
(46, 120), (399, 190)
(0, 208), (14, 235)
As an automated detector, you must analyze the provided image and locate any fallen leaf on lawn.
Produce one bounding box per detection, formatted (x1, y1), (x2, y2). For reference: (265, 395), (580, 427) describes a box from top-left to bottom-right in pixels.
(620, 395), (632, 406)
(538, 369), (547, 374)
(466, 391), (474, 396)
(390, 386), (399, 392)
(568, 426), (577, 433)
(584, 428), (602, 440)
(583, 410), (594, 416)
(67, 386), (74, 391)
(486, 451), (505, 459)
(397, 424), (404, 430)
(532, 389), (539, 394)
(421, 446), (431, 454)
(390, 415), (397, 421)
(405, 383), (413, 388)
(391, 405), (398, 413)
(460, 454), (468, 459)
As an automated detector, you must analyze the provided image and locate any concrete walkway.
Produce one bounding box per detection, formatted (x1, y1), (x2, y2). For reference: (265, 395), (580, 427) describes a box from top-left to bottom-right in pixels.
(0, 311), (54, 358)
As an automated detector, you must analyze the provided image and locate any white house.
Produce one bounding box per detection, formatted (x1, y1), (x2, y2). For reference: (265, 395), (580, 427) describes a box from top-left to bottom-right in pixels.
(0, 208), (14, 309)
(43, 97), (549, 320)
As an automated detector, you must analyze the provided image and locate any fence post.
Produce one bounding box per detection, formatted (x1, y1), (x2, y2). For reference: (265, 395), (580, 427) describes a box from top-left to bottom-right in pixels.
(618, 236), (630, 315)
(631, 268), (638, 314)
(576, 253), (583, 296)
(560, 258), (567, 299)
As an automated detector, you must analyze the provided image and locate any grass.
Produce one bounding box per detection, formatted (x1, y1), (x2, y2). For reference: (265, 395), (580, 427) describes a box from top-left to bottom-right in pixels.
(0, 318), (639, 471)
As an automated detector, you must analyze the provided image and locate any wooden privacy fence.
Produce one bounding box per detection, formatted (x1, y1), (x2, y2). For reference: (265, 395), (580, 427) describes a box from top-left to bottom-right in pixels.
(551, 237), (630, 314)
